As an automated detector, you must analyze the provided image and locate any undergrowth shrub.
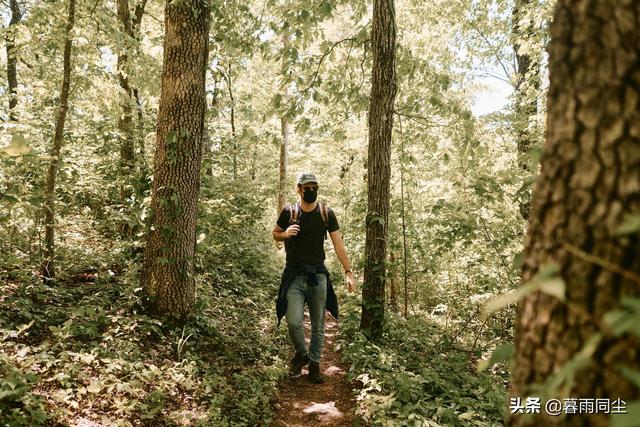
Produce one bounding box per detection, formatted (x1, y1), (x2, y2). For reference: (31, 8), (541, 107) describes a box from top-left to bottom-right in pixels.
(0, 177), (290, 425)
(338, 298), (506, 426)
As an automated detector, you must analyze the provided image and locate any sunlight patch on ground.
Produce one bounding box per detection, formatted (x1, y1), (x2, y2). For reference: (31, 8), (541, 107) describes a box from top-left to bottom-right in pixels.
(73, 418), (105, 427)
(324, 365), (344, 377)
(303, 401), (343, 422)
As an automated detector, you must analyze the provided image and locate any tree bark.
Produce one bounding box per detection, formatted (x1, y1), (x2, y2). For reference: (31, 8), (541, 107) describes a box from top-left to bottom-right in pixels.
(116, 0), (135, 204)
(278, 116), (289, 213)
(220, 64), (237, 180)
(116, 0), (147, 207)
(360, 0), (397, 339)
(277, 33), (290, 216)
(388, 251), (398, 313)
(204, 70), (221, 178)
(512, 0), (540, 220)
(133, 87), (148, 180)
(141, 0), (209, 314)
(41, 0), (76, 280)
(133, 1), (148, 183)
(399, 128), (409, 318)
(509, 2), (640, 425)
(5, 0), (22, 121)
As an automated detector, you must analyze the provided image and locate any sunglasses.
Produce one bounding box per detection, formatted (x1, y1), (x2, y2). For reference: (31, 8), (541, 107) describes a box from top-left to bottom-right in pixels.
(301, 185), (319, 192)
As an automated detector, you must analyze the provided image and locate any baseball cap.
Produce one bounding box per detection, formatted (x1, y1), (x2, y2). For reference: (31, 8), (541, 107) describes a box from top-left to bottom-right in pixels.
(297, 172), (318, 185)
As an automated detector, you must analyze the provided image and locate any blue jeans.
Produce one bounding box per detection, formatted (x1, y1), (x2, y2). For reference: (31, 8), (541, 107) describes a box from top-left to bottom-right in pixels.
(286, 274), (327, 363)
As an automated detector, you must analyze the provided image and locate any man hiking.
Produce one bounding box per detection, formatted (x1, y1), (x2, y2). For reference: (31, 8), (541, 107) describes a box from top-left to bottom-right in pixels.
(273, 172), (356, 383)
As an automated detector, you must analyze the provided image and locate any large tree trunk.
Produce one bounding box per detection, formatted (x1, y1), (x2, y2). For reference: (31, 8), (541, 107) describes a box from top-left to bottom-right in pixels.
(41, 0), (76, 280)
(512, 0), (540, 220)
(360, 0), (397, 339)
(509, 2), (640, 426)
(141, 0), (209, 314)
(5, 0), (22, 121)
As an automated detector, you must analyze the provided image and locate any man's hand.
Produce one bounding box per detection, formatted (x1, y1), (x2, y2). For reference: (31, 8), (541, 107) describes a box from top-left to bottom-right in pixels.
(345, 271), (356, 294)
(285, 224), (300, 238)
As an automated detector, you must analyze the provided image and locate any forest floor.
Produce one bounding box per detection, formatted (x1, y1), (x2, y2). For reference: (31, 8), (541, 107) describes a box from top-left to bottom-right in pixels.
(271, 312), (359, 427)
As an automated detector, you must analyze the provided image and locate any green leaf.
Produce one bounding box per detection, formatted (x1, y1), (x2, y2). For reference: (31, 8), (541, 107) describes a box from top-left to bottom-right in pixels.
(87, 381), (103, 394)
(319, 1), (332, 18)
(478, 343), (514, 371)
(1, 133), (32, 157)
(511, 251), (523, 272)
(483, 263), (565, 316)
(542, 333), (602, 396)
(611, 400), (640, 427)
(1, 193), (19, 203)
(615, 215), (640, 237)
(618, 367), (640, 389)
(604, 297), (640, 338)
(355, 26), (368, 43)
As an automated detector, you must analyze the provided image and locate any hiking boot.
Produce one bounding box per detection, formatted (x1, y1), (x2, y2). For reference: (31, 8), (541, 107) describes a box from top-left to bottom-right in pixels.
(308, 361), (325, 384)
(289, 352), (308, 376)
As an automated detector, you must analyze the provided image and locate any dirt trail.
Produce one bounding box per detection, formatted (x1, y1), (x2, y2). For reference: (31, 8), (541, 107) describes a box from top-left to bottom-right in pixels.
(271, 313), (359, 426)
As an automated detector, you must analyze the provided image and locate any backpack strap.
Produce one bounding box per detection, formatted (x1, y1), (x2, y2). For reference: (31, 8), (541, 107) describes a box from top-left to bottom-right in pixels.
(288, 203), (300, 225)
(319, 203), (329, 228)
(319, 203), (329, 240)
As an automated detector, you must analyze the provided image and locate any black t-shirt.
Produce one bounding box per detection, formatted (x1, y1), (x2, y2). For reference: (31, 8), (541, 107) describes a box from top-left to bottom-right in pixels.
(276, 203), (340, 266)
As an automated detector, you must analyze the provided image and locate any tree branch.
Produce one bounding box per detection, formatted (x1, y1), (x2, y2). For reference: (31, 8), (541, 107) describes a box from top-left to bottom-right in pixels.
(299, 37), (357, 95)
(563, 243), (640, 286)
(393, 110), (450, 128)
(467, 20), (513, 82)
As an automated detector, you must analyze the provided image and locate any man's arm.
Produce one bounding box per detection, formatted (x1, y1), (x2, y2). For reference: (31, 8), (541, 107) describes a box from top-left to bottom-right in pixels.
(273, 224), (299, 241)
(329, 230), (356, 293)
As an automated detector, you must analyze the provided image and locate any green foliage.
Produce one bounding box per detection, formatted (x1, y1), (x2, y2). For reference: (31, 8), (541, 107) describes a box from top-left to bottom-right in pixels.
(605, 297), (640, 338)
(338, 299), (506, 426)
(615, 215), (640, 237)
(0, 187), (288, 425)
(0, 355), (50, 426)
(0, 0), (564, 424)
(483, 263), (565, 315)
(477, 343), (515, 372)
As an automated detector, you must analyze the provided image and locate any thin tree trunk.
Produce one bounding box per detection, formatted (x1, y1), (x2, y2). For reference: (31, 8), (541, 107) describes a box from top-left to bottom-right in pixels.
(399, 126), (409, 318)
(277, 33), (290, 215)
(133, 88), (147, 174)
(133, 0), (147, 32)
(512, 0), (540, 220)
(141, 0), (209, 314)
(250, 142), (257, 181)
(221, 64), (237, 180)
(116, 22), (135, 205)
(360, 0), (397, 340)
(509, 2), (640, 425)
(388, 251), (398, 313)
(204, 72), (220, 178)
(133, 1), (148, 182)
(117, 0), (147, 207)
(5, 0), (22, 121)
(42, 0), (76, 280)
(278, 116), (289, 213)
